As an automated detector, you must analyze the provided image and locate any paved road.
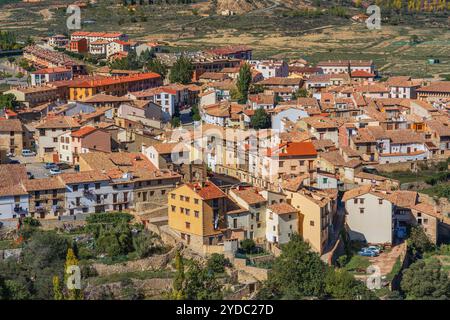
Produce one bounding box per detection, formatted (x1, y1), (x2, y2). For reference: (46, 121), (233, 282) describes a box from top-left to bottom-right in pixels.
(8, 155), (74, 179)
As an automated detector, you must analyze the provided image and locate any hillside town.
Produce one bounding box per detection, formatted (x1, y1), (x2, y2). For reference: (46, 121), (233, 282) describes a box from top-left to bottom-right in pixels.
(0, 24), (450, 301)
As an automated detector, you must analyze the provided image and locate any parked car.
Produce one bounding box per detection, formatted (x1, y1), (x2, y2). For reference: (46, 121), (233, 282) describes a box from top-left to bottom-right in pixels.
(362, 166), (378, 175)
(27, 172), (34, 179)
(9, 159), (20, 164)
(44, 162), (57, 169)
(49, 167), (61, 175)
(56, 162), (71, 170)
(21, 149), (36, 157)
(366, 246), (381, 254)
(358, 248), (378, 257)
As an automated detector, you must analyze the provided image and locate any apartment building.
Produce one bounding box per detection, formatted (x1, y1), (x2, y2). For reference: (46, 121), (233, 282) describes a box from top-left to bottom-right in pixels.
(5, 86), (62, 108)
(0, 119), (25, 155)
(228, 186), (267, 243)
(168, 181), (231, 253)
(59, 171), (113, 216)
(68, 73), (162, 100)
(0, 164), (29, 220)
(317, 60), (375, 75)
(31, 67), (73, 86)
(36, 116), (81, 162)
(58, 126), (111, 164)
(266, 203), (298, 245)
(23, 177), (66, 220)
(250, 60), (289, 79)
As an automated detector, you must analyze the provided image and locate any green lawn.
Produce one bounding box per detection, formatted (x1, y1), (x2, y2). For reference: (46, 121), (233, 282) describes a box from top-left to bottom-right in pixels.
(344, 255), (371, 274)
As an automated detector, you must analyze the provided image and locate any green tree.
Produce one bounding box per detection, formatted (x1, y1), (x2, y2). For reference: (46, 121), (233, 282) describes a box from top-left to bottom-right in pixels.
(132, 231), (162, 258)
(21, 231), (69, 299)
(171, 117), (181, 128)
(292, 88), (310, 99)
(401, 259), (450, 300)
(64, 248), (83, 300)
(206, 254), (230, 274)
(240, 238), (256, 254)
(236, 63), (252, 104)
(408, 226), (435, 257)
(53, 276), (63, 300)
(184, 261), (223, 300)
(250, 108), (271, 129)
(4, 280), (30, 300)
(0, 93), (19, 110)
(325, 269), (376, 300)
(171, 251), (186, 300)
(190, 104), (201, 122)
(146, 58), (168, 79)
(258, 234), (327, 299)
(169, 56), (194, 84)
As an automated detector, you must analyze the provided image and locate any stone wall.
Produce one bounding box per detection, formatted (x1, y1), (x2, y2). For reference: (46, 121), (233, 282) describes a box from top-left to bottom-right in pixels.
(374, 159), (444, 173)
(92, 246), (179, 277)
(233, 258), (268, 282)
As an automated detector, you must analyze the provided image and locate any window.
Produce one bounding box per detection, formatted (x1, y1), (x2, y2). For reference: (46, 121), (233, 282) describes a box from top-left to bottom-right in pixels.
(185, 222), (190, 229)
(360, 208), (365, 214)
(171, 194), (175, 199)
(423, 218), (428, 225)
(194, 199), (199, 204)
(379, 199), (383, 205)
(194, 211), (199, 218)
(354, 198), (358, 204)
(279, 161), (284, 167)
(171, 205), (176, 212)
(53, 138), (58, 143)
(180, 208), (184, 213)
(95, 183), (100, 190)
(180, 195), (184, 201)
(360, 198), (364, 204)
(310, 220), (314, 226)
(185, 209), (190, 216)
(73, 185), (78, 192)
(161, 190), (166, 195)
(185, 197), (190, 202)
(84, 184), (89, 191)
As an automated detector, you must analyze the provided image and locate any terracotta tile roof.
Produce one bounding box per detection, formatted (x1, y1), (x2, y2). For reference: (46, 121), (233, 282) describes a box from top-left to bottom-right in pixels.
(268, 142), (317, 157)
(206, 45), (252, 56)
(318, 60), (373, 67)
(351, 70), (375, 78)
(186, 181), (227, 200)
(72, 31), (124, 38)
(71, 126), (97, 138)
(259, 77), (301, 86)
(199, 72), (229, 81)
(152, 142), (189, 154)
(23, 177), (65, 192)
(35, 116), (80, 129)
(342, 185), (372, 202)
(312, 139), (335, 151)
(411, 202), (441, 219)
(425, 119), (450, 137)
(417, 81), (450, 93)
(281, 174), (309, 192)
(32, 67), (71, 75)
(268, 203), (297, 215)
(230, 187), (266, 205)
(82, 93), (131, 104)
(302, 116), (339, 129)
(391, 191), (417, 208)
(58, 170), (110, 184)
(0, 164), (28, 196)
(70, 72), (161, 88)
(0, 119), (23, 132)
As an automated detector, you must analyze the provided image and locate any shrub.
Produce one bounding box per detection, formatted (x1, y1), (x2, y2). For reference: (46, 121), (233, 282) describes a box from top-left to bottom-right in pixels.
(207, 254), (231, 274)
(240, 239), (256, 254)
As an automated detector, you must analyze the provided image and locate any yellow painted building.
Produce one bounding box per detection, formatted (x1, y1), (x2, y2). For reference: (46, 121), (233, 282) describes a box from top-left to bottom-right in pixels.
(68, 73), (162, 100)
(168, 181), (231, 253)
(285, 188), (337, 254)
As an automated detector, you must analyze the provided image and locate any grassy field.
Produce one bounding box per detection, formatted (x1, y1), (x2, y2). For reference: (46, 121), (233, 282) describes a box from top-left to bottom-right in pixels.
(0, 1), (449, 77)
